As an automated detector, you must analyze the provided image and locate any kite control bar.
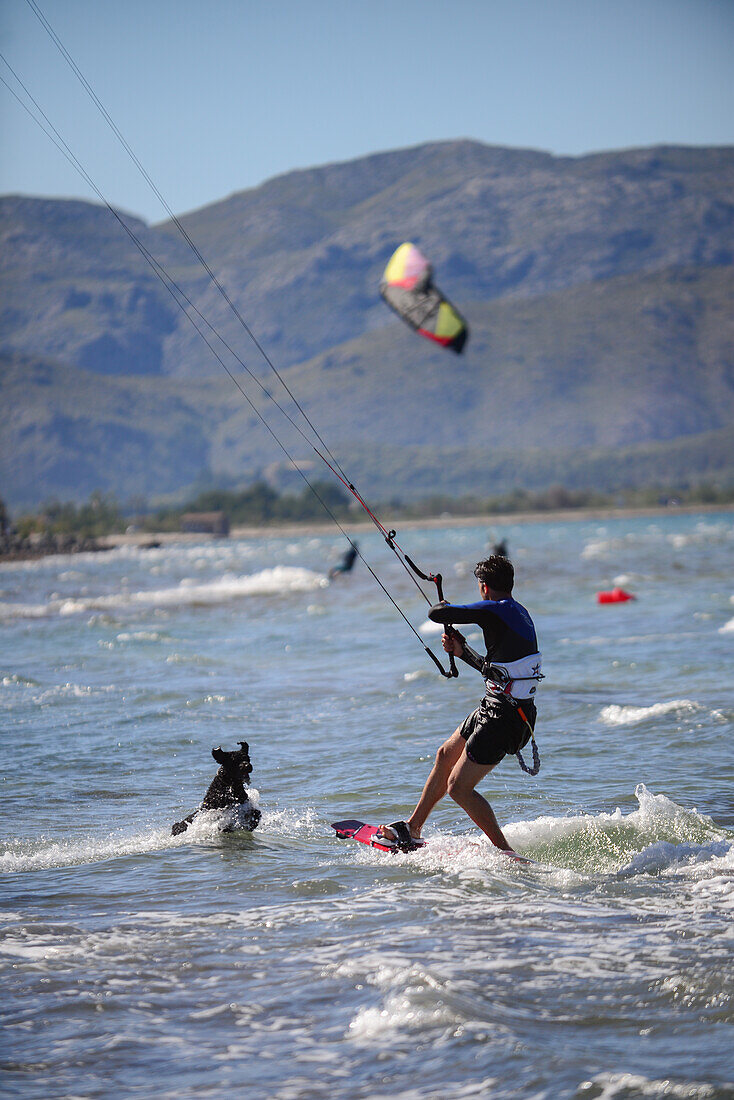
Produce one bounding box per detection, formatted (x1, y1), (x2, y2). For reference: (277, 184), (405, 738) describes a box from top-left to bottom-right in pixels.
(387, 533), (459, 679)
(313, 450), (459, 679)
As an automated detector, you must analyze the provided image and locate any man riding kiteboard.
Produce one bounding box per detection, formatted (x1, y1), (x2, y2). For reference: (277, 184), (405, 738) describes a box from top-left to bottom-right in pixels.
(378, 555), (542, 854)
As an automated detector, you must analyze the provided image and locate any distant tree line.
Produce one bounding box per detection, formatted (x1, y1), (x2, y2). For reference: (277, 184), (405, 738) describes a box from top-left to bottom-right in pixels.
(3, 480), (733, 544)
(142, 480), (353, 531)
(396, 483), (734, 519)
(0, 491), (122, 560)
(12, 491), (124, 539)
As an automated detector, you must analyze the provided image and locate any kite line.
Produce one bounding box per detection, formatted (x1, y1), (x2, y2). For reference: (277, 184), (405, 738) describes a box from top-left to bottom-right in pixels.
(3, 3), (462, 676)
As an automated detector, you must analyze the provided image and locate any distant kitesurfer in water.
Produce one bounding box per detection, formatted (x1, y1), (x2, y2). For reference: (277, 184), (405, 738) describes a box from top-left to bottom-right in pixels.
(329, 542), (359, 580)
(379, 555), (542, 853)
(490, 537), (508, 559)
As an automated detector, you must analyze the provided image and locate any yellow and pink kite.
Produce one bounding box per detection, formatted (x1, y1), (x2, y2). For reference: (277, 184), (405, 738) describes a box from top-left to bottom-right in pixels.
(379, 242), (468, 354)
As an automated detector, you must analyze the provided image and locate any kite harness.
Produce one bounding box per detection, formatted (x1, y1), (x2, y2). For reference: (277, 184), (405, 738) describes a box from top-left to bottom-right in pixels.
(482, 655), (544, 775)
(483, 652), (544, 776)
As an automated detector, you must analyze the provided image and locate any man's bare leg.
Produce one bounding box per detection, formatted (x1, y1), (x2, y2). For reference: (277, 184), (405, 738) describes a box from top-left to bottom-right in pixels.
(379, 728), (465, 841)
(446, 754), (512, 850)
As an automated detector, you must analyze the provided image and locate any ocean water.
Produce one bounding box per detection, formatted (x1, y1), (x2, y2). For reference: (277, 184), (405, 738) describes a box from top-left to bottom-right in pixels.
(1, 511), (733, 1100)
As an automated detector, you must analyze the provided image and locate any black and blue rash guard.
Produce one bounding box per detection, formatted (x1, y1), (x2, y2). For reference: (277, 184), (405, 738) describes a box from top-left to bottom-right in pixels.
(428, 597), (542, 702)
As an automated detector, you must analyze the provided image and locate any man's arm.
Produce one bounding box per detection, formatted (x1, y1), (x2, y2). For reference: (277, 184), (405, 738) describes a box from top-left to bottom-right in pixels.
(440, 626), (484, 673)
(456, 636), (483, 672)
(429, 600), (495, 626)
(432, 601), (489, 673)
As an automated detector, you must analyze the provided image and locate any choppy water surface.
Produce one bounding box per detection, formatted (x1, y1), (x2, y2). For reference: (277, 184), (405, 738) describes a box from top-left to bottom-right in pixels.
(1, 512), (733, 1099)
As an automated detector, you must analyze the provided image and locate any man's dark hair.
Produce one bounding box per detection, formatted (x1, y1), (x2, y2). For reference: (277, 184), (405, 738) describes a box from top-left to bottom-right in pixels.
(474, 555), (514, 593)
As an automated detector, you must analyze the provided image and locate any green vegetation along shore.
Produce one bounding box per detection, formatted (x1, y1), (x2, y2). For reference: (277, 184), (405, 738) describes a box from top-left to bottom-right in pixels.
(2, 481), (733, 562)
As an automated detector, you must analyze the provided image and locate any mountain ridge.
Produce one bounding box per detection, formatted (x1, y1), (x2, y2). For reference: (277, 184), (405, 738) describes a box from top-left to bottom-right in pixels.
(2, 139), (733, 509)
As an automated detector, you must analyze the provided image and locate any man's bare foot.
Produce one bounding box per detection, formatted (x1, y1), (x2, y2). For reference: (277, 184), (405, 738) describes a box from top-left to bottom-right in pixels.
(377, 821), (423, 847)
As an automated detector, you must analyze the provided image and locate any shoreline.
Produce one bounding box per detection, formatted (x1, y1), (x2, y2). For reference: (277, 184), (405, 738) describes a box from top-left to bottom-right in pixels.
(2, 502), (731, 562)
(105, 501), (733, 548)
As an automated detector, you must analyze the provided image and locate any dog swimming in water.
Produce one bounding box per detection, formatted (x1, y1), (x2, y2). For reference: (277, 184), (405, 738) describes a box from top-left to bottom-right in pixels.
(171, 741), (261, 836)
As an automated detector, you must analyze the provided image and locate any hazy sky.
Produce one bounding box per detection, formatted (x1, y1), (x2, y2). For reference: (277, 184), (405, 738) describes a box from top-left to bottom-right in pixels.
(1, 0), (732, 223)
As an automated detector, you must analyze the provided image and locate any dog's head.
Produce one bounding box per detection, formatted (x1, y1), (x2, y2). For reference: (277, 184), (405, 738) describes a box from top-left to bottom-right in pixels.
(211, 741), (253, 781)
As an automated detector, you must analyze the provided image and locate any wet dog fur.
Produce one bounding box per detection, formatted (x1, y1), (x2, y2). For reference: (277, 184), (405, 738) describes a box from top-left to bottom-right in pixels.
(171, 741), (261, 836)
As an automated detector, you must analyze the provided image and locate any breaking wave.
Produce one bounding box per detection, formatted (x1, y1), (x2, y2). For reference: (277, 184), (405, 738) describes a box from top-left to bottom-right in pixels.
(333, 785), (732, 881)
(0, 565), (325, 621)
(599, 699), (708, 726)
(581, 520), (734, 562)
(0, 792), (340, 875)
(507, 784), (732, 877)
(3, 778), (731, 889)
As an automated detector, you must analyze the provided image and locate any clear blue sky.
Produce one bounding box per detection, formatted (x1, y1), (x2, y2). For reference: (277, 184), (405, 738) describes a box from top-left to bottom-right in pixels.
(1, 0), (732, 223)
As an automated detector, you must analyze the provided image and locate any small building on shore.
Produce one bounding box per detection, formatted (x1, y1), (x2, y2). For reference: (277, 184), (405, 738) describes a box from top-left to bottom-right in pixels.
(180, 511), (230, 537)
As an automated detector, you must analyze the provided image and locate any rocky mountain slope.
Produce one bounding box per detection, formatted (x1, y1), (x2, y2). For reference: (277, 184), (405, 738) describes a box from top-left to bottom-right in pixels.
(2, 140), (733, 509)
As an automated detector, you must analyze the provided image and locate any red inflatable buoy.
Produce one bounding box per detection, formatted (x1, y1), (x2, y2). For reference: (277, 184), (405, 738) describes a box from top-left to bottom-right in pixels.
(597, 587), (636, 604)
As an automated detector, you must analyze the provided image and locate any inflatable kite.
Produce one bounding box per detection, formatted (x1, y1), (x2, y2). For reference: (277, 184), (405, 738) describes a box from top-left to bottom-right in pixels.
(379, 242), (468, 354)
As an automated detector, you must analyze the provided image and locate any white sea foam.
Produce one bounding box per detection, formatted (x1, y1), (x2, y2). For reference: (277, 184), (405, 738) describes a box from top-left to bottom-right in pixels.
(1, 673), (38, 688)
(0, 601), (52, 620)
(182, 790), (261, 837)
(581, 537), (621, 560)
(348, 990), (462, 1042)
(114, 630), (167, 642)
(343, 955), (470, 1046)
(617, 838), (731, 878)
(503, 785), (729, 876)
(580, 521), (733, 564)
(1, 826), (178, 874)
(330, 785), (729, 880)
(419, 619), (443, 635)
(1, 790), (267, 873)
(0, 937), (89, 961)
(599, 699), (705, 726)
(367, 831), (567, 884)
(718, 616), (734, 634)
(0, 565), (324, 621)
(33, 681), (117, 703)
(579, 1071), (722, 1099)
(258, 804), (322, 838)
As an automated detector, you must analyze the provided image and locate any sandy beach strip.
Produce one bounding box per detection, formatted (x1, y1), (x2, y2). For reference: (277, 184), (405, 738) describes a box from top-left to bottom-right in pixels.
(96, 502), (734, 549)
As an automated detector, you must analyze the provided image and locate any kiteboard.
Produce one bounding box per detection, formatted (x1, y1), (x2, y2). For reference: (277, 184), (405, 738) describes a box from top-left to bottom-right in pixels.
(331, 818), (534, 863)
(331, 819), (425, 853)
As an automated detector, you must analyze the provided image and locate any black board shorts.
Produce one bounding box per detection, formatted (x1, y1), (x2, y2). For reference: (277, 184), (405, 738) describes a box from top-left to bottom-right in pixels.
(459, 696), (536, 767)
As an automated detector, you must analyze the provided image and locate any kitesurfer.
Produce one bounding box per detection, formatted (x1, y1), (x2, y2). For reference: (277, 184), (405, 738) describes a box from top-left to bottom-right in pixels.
(379, 555), (542, 853)
(329, 542), (359, 580)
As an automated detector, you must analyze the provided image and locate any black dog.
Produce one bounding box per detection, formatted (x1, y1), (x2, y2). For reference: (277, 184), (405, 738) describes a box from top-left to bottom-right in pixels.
(171, 741), (261, 836)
